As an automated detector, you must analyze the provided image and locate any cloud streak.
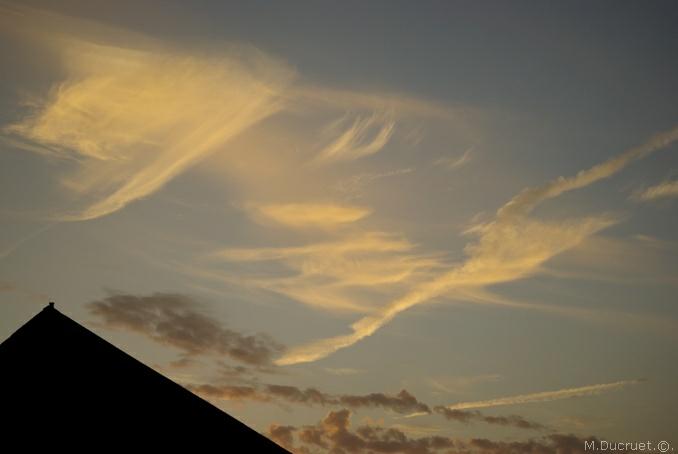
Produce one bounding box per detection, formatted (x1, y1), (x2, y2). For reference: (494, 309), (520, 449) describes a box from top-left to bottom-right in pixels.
(635, 180), (678, 201)
(498, 126), (678, 219)
(433, 406), (544, 430)
(247, 203), (371, 229)
(314, 112), (396, 163)
(210, 231), (446, 313)
(442, 379), (644, 411)
(434, 146), (473, 170)
(0, 223), (54, 261)
(334, 168), (414, 201)
(276, 217), (615, 365)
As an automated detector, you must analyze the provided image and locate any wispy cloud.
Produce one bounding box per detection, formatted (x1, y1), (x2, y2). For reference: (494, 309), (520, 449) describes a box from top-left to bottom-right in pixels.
(442, 379), (644, 411)
(2, 6), (471, 226)
(246, 202), (371, 229)
(313, 112), (396, 163)
(454, 287), (678, 338)
(276, 126), (678, 365)
(634, 180), (678, 201)
(5, 40), (293, 221)
(0, 223), (54, 260)
(294, 85), (463, 122)
(275, 219), (614, 364)
(426, 374), (502, 394)
(543, 233), (678, 288)
(434, 146), (473, 170)
(209, 232), (446, 313)
(498, 126), (678, 219)
(334, 168), (414, 201)
(274, 220), (611, 366)
(2, 6), (296, 222)
(324, 367), (365, 376)
(211, 232), (413, 262)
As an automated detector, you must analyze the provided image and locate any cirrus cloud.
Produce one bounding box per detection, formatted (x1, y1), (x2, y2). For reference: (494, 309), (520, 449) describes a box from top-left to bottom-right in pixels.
(276, 125), (678, 365)
(247, 202), (371, 229)
(635, 179), (678, 201)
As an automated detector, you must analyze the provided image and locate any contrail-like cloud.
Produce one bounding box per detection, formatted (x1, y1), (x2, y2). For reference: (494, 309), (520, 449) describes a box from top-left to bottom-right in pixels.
(497, 126), (678, 219)
(635, 180), (678, 201)
(0, 223), (54, 261)
(442, 379), (645, 410)
(275, 218), (614, 365)
(434, 146), (473, 170)
(276, 125), (678, 365)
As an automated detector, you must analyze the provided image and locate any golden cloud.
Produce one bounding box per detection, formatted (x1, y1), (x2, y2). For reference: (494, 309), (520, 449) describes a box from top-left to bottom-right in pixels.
(276, 125), (678, 365)
(209, 232), (445, 313)
(247, 203), (371, 229)
(6, 40), (294, 221)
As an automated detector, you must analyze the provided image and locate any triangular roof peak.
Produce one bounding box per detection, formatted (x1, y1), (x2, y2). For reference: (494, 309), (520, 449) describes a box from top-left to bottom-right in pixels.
(0, 303), (289, 451)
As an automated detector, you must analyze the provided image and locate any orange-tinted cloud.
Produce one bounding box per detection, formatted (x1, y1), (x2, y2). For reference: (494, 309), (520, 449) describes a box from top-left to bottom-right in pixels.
(247, 203), (371, 229)
(210, 231), (445, 313)
(6, 40), (293, 221)
(268, 409), (604, 454)
(313, 112), (395, 163)
(635, 180), (678, 201)
(277, 125), (678, 365)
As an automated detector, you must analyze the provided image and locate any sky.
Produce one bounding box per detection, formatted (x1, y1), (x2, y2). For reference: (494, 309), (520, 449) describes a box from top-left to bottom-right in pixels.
(1, 1), (677, 452)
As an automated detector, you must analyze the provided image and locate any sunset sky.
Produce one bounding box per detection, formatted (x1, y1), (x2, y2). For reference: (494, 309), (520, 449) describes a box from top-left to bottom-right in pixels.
(1, 1), (677, 452)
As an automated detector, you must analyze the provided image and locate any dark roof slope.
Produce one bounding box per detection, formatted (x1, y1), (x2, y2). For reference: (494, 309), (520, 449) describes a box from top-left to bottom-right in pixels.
(0, 303), (290, 452)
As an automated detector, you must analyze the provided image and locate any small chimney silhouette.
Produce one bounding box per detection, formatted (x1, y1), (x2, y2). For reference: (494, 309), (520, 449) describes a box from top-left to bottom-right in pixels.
(48, 302), (55, 309)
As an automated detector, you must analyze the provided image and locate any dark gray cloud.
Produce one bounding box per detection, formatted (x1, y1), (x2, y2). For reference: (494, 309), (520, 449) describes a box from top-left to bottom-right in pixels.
(88, 292), (284, 365)
(190, 381), (542, 431)
(90, 293), (545, 434)
(266, 385), (338, 406)
(435, 406), (544, 430)
(467, 434), (612, 454)
(265, 385), (431, 415)
(191, 381), (430, 415)
(339, 389), (430, 414)
(184, 383), (267, 402)
(268, 409), (614, 454)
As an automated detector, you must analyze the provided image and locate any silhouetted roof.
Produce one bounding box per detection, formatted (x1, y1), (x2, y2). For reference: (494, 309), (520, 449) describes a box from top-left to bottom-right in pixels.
(0, 303), (290, 451)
